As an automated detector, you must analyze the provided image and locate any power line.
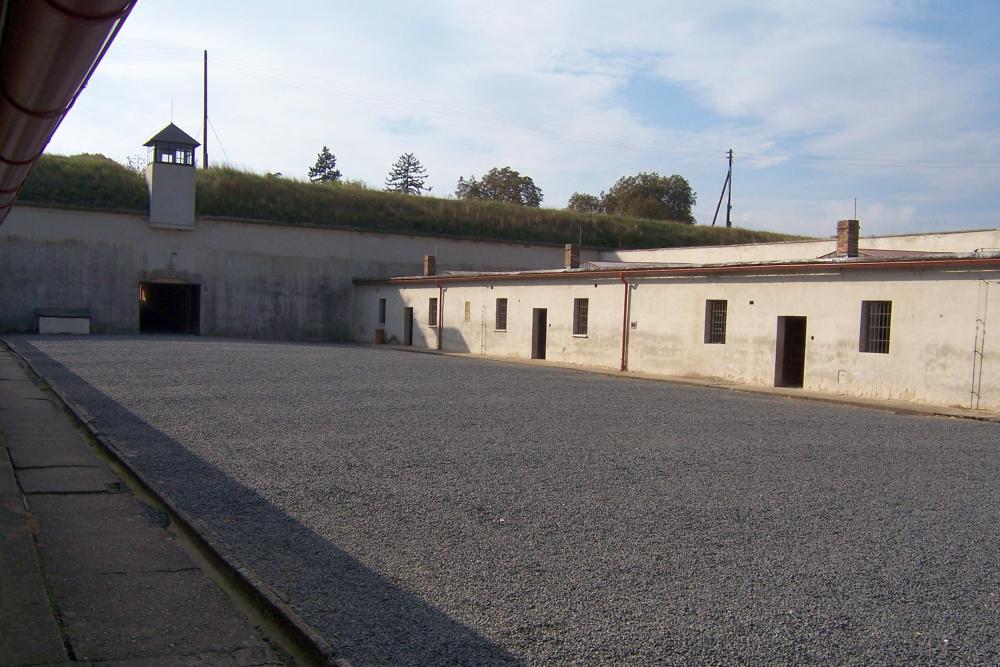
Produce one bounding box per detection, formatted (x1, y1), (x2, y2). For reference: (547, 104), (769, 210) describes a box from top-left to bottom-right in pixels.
(207, 116), (230, 164)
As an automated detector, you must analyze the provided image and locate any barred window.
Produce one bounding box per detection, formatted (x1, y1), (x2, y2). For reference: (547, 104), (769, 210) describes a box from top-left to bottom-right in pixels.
(428, 297), (438, 327)
(495, 298), (508, 331)
(573, 298), (589, 336)
(860, 301), (891, 353)
(377, 298), (386, 326)
(704, 300), (727, 344)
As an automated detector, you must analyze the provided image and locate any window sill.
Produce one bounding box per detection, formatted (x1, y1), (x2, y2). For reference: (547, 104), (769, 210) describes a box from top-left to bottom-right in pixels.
(572, 333), (588, 338)
(495, 329), (507, 333)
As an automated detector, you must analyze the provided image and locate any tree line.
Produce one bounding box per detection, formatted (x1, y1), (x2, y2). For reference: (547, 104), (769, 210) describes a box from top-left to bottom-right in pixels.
(308, 146), (697, 224)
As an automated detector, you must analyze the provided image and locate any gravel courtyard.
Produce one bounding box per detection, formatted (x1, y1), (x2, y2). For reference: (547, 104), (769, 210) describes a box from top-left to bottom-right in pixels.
(9, 336), (1000, 666)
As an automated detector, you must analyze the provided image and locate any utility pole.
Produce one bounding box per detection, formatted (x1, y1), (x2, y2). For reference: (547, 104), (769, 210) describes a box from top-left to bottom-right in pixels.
(202, 50), (208, 168)
(711, 149), (734, 227)
(725, 148), (733, 228)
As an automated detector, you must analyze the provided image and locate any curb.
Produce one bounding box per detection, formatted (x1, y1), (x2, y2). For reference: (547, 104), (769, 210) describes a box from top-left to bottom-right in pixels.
(4, 342), (351, 667)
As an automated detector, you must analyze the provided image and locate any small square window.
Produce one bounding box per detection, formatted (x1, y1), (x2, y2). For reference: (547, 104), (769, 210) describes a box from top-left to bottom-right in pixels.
(860, 301), (891, 353)
(573, 298), (589, 336)
(428, 297), (438, 327)
(705, 300), (727, 344)
(495, 298), (508, 331)
(377, 298), (386, 326)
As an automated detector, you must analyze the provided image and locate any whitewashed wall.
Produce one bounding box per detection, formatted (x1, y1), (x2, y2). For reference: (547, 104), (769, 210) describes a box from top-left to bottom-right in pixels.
(1, 204), (595, 338)
(356, 267), (1000, 411)
(603, 229), (1000, 264)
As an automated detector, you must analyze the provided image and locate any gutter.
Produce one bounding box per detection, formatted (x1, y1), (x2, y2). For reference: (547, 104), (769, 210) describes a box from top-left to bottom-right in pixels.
(0, 0), (136, 225)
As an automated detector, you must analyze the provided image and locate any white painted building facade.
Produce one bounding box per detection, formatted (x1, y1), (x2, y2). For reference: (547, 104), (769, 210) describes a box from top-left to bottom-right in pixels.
(355, 225), (1000, 412)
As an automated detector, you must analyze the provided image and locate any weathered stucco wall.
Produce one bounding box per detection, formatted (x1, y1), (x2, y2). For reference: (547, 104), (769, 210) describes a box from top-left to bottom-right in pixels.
(0, 204), (594, 338)
(603, 228), (1000, 264)
(355, 268), (1000, 411)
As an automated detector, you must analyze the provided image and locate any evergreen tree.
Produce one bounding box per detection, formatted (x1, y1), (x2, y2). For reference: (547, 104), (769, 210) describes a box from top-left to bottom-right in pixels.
(308, 146), (342, 183)
(385, 153), (431, 195)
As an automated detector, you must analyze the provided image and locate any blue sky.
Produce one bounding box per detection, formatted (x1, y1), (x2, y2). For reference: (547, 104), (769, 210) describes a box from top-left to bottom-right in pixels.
(48, 1), (1000, 236)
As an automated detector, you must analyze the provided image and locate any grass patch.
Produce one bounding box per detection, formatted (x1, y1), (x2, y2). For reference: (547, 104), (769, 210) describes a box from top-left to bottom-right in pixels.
(20, 153), (148, 211)
(21, 155), (804, 248)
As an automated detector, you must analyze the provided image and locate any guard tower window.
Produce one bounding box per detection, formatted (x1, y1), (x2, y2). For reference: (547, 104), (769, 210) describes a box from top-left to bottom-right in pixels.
(143, 123), (200, 167)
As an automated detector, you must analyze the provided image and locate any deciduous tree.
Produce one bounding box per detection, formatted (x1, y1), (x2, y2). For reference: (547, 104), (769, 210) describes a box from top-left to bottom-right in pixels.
(308, 146), (342, 183)
(601, 172), (696, 223)
(567, 192), (604, 214)
(456, 167), (543, 207)
(385, 153), (431, 195)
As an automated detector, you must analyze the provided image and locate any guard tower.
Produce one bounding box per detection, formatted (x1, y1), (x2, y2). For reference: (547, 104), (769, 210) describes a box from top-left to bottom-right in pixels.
(143, 123), (200, 229)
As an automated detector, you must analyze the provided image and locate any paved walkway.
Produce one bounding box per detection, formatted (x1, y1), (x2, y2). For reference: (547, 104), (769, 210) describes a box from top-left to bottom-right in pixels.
(0, 349), (286, 666)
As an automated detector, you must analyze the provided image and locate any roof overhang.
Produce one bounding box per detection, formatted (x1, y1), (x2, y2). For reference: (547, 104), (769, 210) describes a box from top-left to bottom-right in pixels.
(355, 255), (1000, 286)
(0, 0), (136, 225)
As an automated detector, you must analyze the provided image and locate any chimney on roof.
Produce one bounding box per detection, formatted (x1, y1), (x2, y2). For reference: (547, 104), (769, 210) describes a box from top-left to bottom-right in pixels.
(423, 255), (436, 276)
(564, 243), (581, 269)
(836, 219), (860, 258)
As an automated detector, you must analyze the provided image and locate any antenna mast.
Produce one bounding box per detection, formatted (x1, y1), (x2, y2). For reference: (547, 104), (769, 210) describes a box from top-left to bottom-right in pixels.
(202, 50), (208, 168)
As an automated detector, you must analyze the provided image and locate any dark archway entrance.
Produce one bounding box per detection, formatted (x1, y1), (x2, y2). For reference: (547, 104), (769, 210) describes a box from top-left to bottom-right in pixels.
(139, 282), (200, 334)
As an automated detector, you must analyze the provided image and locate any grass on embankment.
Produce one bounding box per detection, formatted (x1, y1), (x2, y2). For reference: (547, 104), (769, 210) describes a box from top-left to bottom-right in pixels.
(20, 154), (803, 249)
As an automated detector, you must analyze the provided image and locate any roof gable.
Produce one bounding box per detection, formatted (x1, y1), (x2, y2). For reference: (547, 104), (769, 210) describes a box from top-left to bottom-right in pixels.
(143, 123), (200, 147)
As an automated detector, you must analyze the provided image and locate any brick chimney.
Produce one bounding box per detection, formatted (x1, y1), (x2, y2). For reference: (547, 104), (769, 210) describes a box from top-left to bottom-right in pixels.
(836, 219), (860, 258)
(564, 243), (580, 269)
(423, 255), (436, 276)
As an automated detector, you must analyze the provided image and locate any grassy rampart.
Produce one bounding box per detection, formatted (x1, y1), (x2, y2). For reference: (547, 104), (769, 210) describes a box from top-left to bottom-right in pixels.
(19, 154), (802, 248)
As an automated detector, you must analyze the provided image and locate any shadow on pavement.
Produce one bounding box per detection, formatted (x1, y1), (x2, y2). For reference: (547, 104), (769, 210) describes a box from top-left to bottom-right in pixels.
(11, 338), (524, 667)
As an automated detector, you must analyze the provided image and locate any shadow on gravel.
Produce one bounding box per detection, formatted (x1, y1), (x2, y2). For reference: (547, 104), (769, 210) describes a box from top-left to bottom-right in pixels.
(12, 339), (524, 667)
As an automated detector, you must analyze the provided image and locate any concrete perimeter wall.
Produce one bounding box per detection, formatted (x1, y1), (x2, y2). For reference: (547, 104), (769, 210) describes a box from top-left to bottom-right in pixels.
(602, 229), (1000, 264)
(356, 267), (1000, 411)
(0, 204), (596, 339)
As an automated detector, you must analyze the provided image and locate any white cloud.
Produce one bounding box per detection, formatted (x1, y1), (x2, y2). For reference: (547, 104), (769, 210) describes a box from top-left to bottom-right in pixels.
(45, 1), (1000, 237)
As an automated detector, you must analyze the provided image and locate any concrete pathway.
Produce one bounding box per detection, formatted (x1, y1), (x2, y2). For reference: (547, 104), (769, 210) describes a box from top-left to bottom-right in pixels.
(0, 350), (287, 666)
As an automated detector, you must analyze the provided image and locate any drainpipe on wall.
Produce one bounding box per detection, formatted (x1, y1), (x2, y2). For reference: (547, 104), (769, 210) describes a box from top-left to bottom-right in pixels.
(620, 273), (630, 371)
(437, 282), (444, 351)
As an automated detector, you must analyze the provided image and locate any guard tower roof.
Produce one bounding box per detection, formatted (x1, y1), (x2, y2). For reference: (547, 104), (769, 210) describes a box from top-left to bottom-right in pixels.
(143, 123), (200, 147)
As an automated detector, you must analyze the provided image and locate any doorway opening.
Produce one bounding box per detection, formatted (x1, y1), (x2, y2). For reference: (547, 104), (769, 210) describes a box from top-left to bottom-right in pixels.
(775, 316), (807, 388)
(403, 307), (414, 346)
(531, 308), (547, 359)
(139, 282), (200, 334)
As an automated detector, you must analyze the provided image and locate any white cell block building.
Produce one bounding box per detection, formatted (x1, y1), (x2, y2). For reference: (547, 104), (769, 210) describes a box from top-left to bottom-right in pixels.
(355, 222), (1000, 412)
